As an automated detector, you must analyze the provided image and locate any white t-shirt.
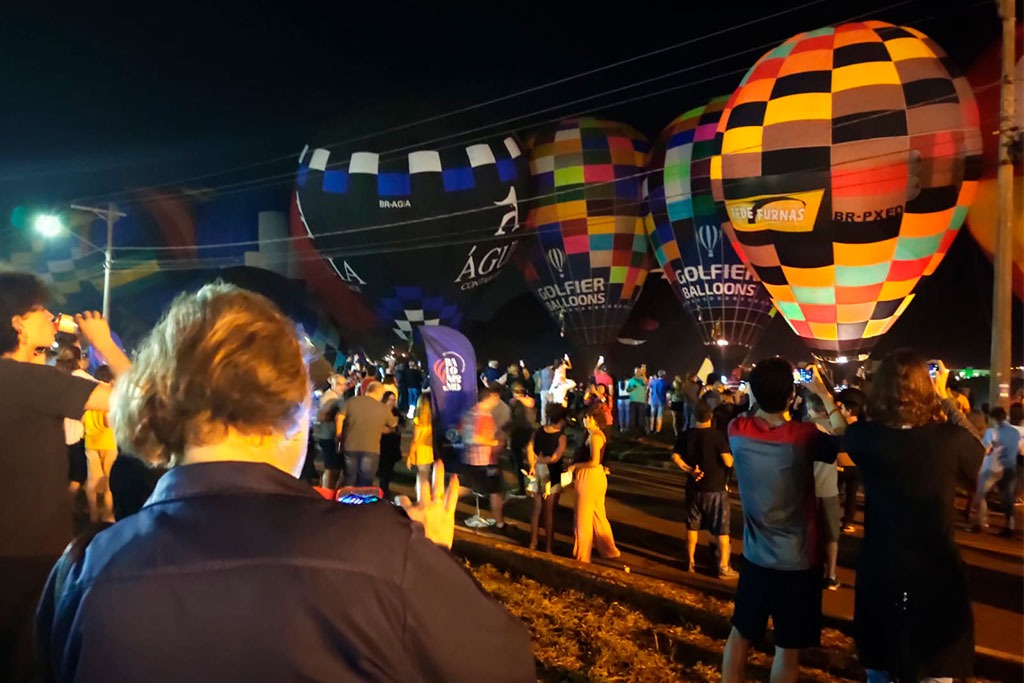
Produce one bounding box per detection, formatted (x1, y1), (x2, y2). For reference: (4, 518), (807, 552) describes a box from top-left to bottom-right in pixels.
(812, 421), (838, 497)
(813, 461), (839, 498)
(981, 427), (1005, 475)
(63, 369), (95, 445)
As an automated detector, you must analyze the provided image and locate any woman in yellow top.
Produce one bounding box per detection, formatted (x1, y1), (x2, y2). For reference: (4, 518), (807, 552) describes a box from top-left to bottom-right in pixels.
(407, 392), (434, 493)
(83, 365), (117, 522)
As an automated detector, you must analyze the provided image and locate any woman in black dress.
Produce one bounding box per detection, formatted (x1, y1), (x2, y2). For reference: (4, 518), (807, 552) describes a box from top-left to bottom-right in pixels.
(844, 349), (983, 682)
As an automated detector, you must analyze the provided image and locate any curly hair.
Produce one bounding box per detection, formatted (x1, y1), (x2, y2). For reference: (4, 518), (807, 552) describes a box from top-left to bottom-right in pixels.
(112, 282), (310, 465)
(866, 348), (943, 428)
(0, 272), (49, 354)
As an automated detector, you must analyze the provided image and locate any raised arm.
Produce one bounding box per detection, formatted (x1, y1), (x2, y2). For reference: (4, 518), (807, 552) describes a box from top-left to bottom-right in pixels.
(933, 361), (982, 441)
(77, 312), (130, 379)
(802, 365), (848, 435)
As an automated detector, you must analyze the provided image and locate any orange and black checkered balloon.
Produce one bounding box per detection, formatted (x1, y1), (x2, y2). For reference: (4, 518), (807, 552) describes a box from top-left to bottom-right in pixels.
(710, 21), (981, 360)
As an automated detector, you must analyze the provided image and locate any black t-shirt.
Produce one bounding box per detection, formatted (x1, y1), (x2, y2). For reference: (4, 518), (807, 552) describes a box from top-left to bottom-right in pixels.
(712, 403), (737, 438)
(674, 427), (731, 492)
(509, 399), (538, 447)
(0, 359), (97, 556)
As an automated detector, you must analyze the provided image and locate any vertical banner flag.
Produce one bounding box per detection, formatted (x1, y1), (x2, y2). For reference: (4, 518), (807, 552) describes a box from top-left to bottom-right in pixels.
(420, 325), (478, 453)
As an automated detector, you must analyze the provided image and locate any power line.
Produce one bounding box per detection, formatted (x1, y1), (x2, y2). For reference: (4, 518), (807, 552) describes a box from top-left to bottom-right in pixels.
(67, 0), (845, 200)
(93, 0), (974, 210)
(68, 0), (934, 206)
(109, 84), (998, 257)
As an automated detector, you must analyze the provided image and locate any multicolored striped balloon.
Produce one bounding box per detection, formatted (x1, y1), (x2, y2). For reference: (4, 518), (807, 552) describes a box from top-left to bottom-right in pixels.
(645, 96), (775, 353)
(710, 21), (981, 360)
(521, 118), (651, 347)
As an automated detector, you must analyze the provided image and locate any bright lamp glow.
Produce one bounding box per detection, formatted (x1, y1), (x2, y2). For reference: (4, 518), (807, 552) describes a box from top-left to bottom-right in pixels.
(835, 356), (848, 364)
(715, 338), (729, 347)
(33, 214), (64, 238)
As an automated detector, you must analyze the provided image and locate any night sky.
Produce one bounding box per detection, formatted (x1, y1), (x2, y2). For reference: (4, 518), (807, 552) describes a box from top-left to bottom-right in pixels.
(2, 1), (1021, 369)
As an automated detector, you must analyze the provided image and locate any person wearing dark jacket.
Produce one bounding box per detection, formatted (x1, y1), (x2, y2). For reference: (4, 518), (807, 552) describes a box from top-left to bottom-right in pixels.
(844, 350), (984, 683)
(37, 283), (535, 683)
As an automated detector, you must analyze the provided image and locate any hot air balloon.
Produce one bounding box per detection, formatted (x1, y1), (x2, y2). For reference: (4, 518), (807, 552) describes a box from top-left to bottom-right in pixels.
(520, 117), (651, 349)
(966, 22), (1023, 300)
(645, 95), (775, 364)
(293, 136), (529, 347)
(710, 21), (981, 362)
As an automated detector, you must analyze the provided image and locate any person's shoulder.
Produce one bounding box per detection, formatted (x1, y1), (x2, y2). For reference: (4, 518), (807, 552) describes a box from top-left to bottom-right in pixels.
(0, 357), (55, 379)
(727, 415), (754, 437)
(935, 419), (984, 443)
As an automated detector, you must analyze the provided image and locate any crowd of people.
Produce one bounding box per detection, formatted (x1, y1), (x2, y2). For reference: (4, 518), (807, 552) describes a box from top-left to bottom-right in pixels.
(1, 268), (1021, 682)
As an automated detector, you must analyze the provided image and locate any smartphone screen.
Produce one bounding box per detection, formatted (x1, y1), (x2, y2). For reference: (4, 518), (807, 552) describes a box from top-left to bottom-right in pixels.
(793, 368), (814, 383)
(338, 493), (380, 505)
(928, 362), (938, 379)
(336, 486), (384, 505)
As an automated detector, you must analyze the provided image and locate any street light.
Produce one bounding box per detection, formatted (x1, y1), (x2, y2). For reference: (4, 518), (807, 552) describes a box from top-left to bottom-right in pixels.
(32, 202), (126, 321)
(32, 213), (64, 238)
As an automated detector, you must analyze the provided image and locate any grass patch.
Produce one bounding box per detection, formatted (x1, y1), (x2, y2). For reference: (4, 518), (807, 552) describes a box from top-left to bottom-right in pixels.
(469, 562), (859, 683)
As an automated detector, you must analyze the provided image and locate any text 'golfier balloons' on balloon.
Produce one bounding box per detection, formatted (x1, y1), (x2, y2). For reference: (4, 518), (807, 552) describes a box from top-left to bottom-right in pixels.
(710, 21), (981, 361)
(646, 95), (775, 353)
(966, 21), (1023, 300)
(294, 136), (530, 343)
(521, 118), (652, 347)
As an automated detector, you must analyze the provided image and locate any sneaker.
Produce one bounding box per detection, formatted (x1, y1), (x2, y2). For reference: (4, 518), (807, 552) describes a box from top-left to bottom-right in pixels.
(997, 527), (1014, 539)
(685, 561), (696, 574)
(718, 566), (738, 579)
(967, 523), (985, 534)
(824, 577), (841, 591)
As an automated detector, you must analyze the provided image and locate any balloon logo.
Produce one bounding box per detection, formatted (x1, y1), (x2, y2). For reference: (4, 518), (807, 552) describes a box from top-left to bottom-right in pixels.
(546, 247), (567, 275)
(697, 224), (720, 258)
(711, 21), (981, 361)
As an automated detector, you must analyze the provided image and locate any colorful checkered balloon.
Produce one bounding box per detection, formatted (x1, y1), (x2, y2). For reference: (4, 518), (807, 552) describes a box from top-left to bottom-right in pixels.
(710, 21), (981, 360)
(521, 118), (651, 347)
(645, 96), (775, 352)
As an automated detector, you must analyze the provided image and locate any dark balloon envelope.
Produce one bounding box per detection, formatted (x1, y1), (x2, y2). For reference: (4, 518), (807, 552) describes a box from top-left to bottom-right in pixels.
(645, 95), (775, 354)
(520, 117), (652, 347)
(711, 21), (981, 361)
(293, 135), (530, 345)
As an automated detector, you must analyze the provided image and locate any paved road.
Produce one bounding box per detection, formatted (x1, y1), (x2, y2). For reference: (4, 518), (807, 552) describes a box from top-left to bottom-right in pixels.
(409, 458), (1023, 663)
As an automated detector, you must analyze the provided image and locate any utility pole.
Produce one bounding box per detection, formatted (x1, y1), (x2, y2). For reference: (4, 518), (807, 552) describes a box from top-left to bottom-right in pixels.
(70, 202), (126, 321)
(989, 0), (1017, 410)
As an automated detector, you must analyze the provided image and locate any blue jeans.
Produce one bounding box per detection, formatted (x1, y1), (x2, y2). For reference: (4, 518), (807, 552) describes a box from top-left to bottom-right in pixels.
(866, 670), (951, 683)
(407, 387), (420, 412)
(343, 451), (380, 487)
(976, 464), (1017, 529)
